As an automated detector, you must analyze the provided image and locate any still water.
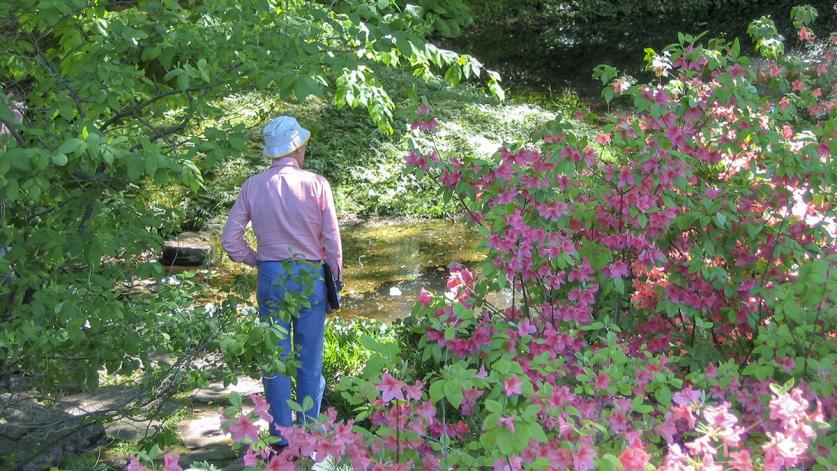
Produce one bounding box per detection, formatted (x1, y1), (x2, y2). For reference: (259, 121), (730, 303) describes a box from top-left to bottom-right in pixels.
(337, 219), (485, 322)
(185, 219), (486, 323)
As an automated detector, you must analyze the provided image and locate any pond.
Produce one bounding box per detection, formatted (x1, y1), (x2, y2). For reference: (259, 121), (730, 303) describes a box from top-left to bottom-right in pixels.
(337, 219), (485, 322)
(185, 219), (487, 323)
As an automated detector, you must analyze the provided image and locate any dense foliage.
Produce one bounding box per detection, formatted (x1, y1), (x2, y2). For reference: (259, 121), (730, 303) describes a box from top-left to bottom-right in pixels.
(171, 75), (554, 231)
(137, 5), (835, 471)
(0, 0), (502, 465)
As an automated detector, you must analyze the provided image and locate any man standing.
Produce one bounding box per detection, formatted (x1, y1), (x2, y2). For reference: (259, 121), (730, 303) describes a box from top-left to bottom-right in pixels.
(221, 116), (342, 448)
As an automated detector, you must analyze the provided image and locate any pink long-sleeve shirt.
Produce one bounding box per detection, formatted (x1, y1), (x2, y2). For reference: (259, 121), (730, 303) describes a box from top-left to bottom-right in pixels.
(220, 157), (342, 278)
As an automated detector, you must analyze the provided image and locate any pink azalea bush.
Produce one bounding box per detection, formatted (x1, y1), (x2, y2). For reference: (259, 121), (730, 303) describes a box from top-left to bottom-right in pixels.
(135, 5), (835, 471)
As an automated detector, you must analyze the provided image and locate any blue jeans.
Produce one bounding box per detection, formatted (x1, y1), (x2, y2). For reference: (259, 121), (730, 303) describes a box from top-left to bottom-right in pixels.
(257, 260), (327, 443)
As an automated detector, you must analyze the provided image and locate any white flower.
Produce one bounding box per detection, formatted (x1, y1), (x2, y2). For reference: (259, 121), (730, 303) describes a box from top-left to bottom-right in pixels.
(651, 52), (672, 77)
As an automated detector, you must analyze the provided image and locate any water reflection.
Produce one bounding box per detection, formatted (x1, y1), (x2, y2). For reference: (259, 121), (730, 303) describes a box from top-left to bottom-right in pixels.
(167, 220), (490, 322)
(337, 220), (485, 322)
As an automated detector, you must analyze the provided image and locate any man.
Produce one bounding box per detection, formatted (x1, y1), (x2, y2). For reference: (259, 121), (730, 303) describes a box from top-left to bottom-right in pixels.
(221, 116), (342, 448)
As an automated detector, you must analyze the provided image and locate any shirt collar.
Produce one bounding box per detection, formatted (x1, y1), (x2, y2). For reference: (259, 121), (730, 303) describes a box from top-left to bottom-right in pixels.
(270, 156), (300, 169)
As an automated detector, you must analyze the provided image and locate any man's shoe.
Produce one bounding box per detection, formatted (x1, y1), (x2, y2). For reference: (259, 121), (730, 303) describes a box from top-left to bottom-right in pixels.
(269, 443), (299, 462)
(269, 443), (288, 454)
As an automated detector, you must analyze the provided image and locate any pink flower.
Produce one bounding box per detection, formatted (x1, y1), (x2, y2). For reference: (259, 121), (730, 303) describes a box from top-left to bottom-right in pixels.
(798, 26), (815, 42)
(125, 456), (149, 471)
(493, 456), (523, 471)
(243, 446), (259, 467)
(619, 441), (651, 471)
(573, 440), (597, 471)
(447, 265), (474, 295)
(229, 414), (260, 443)
(317, 438), (347, 459)
(603, 260), (630, 279)
(617, 166), (635, 189)
(792, 79), (807, 91)
(817, 143), (830, 158)
(417, 103), (430, 115)
(503, 375), (523, 396)
(775, 356), (796, 373)
(663, 444), (689, 469)
(729, 450), (754, 471)
(249, 393), (273, 423)
(683, 107), (702, 122)
(703, 402), (742, 446)
(440, 169), (461, 188)
(658, 413), (678, 443)
(265, 455), (293, 471)
(596, 133), (611, 145)
(411, 118), (438, 133)
(498, 415), (516, 433)
(162, 454), (183, 471)
(568, 259), (593, 283)
(594, 372), (610, 391)
(516, 318), (536, 337)
(613, 77), (632, 93)
(376, 372), (405, 402)
(763, 432), (807, 471)
(779, 97), (790, 110)
(404, 380), (424, 401)
(418, 287), (432, 306)
(405, 151), (428, 171)
(672, 386), (700, 406)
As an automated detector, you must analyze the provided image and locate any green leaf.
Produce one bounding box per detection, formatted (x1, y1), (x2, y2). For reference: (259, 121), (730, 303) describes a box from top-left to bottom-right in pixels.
(141, 46), (160, 61)
(7, 148), (31, 171)
(597, 454), (621, 471)
(51, 153), (69, 166)
(293, 75), (322, 101)
(230, 392), (243, 407)
(613, 277), (624, 294)
(444, 379), (463, 408)
(301, 395), (314, 412)
(429, 380), (445, 403)
(57, 138), (83, 155)
(495, 429), (513, 455)
(125, 155), (144, 180)
(655, 385), (673, 406)
(444, 65), (462, 87)
(229, 136), (247, 151)
(177, 72), (189, 91)
(5, 179), (19, 200)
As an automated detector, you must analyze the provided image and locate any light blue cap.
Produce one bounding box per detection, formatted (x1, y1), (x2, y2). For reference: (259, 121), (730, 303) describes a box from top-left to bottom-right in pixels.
(262, 116), (311, 158)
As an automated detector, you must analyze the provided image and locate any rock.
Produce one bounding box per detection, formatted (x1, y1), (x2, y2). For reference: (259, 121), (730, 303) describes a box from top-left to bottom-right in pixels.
(105, 418), (163, 442)
(161, 237), (214, 266)
(192, 376), (262, 404)
(177, 409), (232, 449)
(177, 404), (268, 449)
(0, 396), (106, 470)
(389, 286), (402, 296)
(203, 218), (226, 234)
(56, 385), (168, 443)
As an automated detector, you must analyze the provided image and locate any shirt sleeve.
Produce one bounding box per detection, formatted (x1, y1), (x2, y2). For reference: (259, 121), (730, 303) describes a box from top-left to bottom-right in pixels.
(220, 182), (258, 267)
(320, 179), (343, 280)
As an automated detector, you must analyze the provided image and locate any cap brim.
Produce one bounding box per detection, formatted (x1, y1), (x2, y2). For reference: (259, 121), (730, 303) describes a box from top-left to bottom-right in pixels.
(263, 130), (311, 158)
